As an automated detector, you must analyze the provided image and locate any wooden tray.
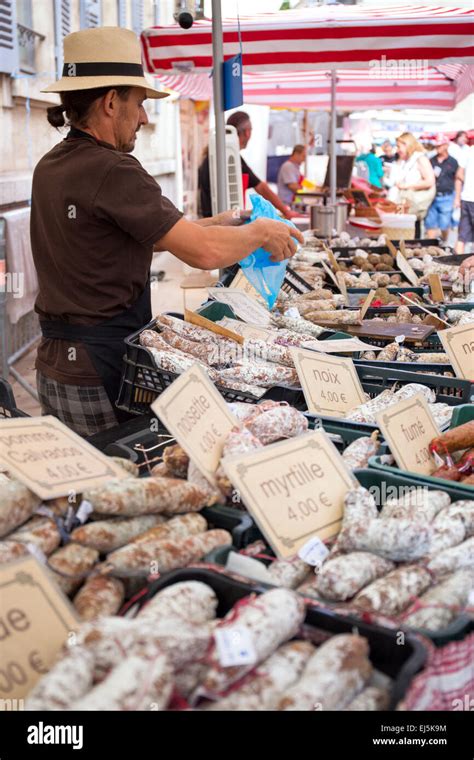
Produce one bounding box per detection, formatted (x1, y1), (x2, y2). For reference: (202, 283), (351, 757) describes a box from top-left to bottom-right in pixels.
(345, 321), (435, 344)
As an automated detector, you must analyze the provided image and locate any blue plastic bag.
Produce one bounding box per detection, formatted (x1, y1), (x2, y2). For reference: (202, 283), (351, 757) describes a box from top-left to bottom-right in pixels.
(239, 195), (298, 309)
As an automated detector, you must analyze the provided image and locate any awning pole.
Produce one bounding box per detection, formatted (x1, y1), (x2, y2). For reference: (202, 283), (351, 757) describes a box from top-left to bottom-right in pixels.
(330, 69), (337, 206)
(212, 0), (227, 213)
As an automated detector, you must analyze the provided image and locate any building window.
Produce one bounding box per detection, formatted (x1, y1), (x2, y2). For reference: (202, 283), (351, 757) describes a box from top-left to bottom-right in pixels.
(17, 0), (44, 74)
(80, 0), (102, 29)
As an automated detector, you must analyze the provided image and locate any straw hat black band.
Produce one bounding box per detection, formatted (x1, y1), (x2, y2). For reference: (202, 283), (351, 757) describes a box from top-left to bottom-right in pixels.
(62, 61), (145, 78)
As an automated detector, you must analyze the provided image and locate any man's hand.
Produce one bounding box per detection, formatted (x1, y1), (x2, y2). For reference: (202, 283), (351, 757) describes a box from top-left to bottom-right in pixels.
(254, 218), (304, 262)
(453, 196), (461, 209)
(459, 255), (474, 277)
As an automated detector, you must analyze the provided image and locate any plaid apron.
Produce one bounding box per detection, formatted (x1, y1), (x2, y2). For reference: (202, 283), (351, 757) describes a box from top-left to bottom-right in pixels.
(37, 371), (117, 437)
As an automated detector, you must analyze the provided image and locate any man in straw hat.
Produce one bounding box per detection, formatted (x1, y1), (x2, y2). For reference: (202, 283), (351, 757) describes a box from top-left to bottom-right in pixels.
(31, 27), (302, 437)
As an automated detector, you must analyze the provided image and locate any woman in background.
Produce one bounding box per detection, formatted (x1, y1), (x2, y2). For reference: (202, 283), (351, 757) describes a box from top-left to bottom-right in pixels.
(388, 132), (435, 236)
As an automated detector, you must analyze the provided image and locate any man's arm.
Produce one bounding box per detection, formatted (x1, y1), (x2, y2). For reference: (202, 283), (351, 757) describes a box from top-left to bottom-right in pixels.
(454, 166), (464, 207)
(155, 216), (303, 270)
(255, 181), (292, 218)
(286, 182), (300, 193)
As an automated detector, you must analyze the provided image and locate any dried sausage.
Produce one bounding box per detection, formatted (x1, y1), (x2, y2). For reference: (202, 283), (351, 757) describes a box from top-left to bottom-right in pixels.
(0, 481), (40, 538)
(83, 477), (209, 516)
(73, 576), (125, 621)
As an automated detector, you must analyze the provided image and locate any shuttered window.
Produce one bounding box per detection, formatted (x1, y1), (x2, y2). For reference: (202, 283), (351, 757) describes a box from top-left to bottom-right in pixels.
(0, 0), (19, 74)
(54, 0), (71, 78)
(80, 0), (101, 29)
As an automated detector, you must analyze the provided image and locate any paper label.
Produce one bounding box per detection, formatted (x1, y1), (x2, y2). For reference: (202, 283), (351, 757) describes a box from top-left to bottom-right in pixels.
(225, 551), (274, 585)
(360, 289), (376, 320)
(0, 416), (127, 500)
(291, 348), (366, 416)
(300, 338), (384, 354)
(376, 393), (439, 475)
(396, 251), (420, 287)
(207, 288), (271, 326)
(297, 536), (330, 567)
(428, 274), (444, 303)
(76, 500), (93, 525)
(0, 556), (79, 699)
(228, 269), (266, 304)
(285, 307), (301, 320)
(438, 323), (474, 381)
(218, 317), (275, 342)
(214, 626), (257, 667)
(151, 365), (238, 485)
(221, 430), (355, 558)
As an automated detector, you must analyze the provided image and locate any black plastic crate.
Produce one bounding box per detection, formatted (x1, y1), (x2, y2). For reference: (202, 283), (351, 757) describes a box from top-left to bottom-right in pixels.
(0, 378), (28, 418)
(353, 357), (456, 377)
(116, 318), (304, 416)
(354, 364), (471, 406)
(330, 239), (442, 255)
(142, 568), (427, 709)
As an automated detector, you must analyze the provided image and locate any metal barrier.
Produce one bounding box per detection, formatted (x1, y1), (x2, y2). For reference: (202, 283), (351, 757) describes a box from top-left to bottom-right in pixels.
(0, 211), (40, 400)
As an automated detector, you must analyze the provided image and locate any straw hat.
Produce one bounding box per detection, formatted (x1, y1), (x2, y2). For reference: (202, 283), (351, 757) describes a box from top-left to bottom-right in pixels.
(42, 27), (167, 99)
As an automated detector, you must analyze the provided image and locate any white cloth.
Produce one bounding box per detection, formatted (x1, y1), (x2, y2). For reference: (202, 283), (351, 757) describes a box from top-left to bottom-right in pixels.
(458, 145), (474, 203)
(4, 207), (38, 325)
(387, 151), (424, 203)
(277, 159), (301, 205)
(449, 141), (470, 167)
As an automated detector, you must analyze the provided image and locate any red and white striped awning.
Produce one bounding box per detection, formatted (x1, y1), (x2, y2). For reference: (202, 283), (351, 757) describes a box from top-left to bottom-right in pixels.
(141, 5), (474, 74)
(155, 64), (472, 111)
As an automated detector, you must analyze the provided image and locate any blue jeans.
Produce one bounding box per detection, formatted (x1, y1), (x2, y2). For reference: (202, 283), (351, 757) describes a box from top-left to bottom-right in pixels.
(425, 192), (455, 231)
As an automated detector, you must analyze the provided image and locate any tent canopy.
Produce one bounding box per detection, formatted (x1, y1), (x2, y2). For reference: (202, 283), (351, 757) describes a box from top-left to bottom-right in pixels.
(155, 65), (472, 112)
(142, 5), (474, 74)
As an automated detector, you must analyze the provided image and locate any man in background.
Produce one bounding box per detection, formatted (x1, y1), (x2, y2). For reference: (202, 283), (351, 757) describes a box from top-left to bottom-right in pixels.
(449, 130), (470, 165)
(198, 111), (292, 219)
(425, 134), (458, 241)
(277, 144), (306, 207)
(455, 144), (474, 254)
(380, 140), (397, 165)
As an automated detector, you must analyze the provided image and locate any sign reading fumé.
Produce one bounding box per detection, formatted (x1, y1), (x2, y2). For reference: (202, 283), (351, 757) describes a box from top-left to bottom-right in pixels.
(291, 349), (366, 416)
(221, 430), (355, 558)
(376, 393), (439, 475)
(0, 556), (79, 700)
(151, 365), (238, 485)
(0, 417), (127, 500)
(438, 323), (474, 381)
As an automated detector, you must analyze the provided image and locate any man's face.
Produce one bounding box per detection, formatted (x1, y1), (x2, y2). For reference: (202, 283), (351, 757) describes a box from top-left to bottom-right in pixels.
(437, 143), (448, 157)
(239, 122), (252, 149)
(383, 142), (392, 156)
(114, 87), (149, 153)
(296, 150), (306, 165)
(458, 133), (468, 147)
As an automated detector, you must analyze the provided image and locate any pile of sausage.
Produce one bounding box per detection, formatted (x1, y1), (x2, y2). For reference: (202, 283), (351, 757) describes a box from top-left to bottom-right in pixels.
(344, 382), (454, 429)
(153, 400), (381, 509)
(224, 485), (474, 633)
(141, 314), (304, 394)
(360, 341), (450, 366)
(25, 581), (391, 711)
(0, 462), (232, 621)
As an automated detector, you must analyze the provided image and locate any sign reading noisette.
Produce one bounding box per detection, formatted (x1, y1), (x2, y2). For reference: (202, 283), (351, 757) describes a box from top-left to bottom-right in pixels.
(376, 393), (438, 475)
(438, 323), (474, 381)
(0, 555), (79, 700)
(0, 417), (127, 500)
(151, 365), (238, 486)
(290, 349), (366, 416)
(221, 430), (355, 558)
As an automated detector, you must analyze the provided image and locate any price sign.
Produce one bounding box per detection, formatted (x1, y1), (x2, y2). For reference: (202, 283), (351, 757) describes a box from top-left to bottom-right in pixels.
(221, 430), (355, 558)
(0, 417), (127, 500)
(376, 393), (439, 475)
(0, 556), (78, 700)
(438, 323), (474, 381)
(151, 365), (239, 485)
(396, 251), (420, 287)
(291, 349), (366, 417)
(207, 288), (271, 326)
